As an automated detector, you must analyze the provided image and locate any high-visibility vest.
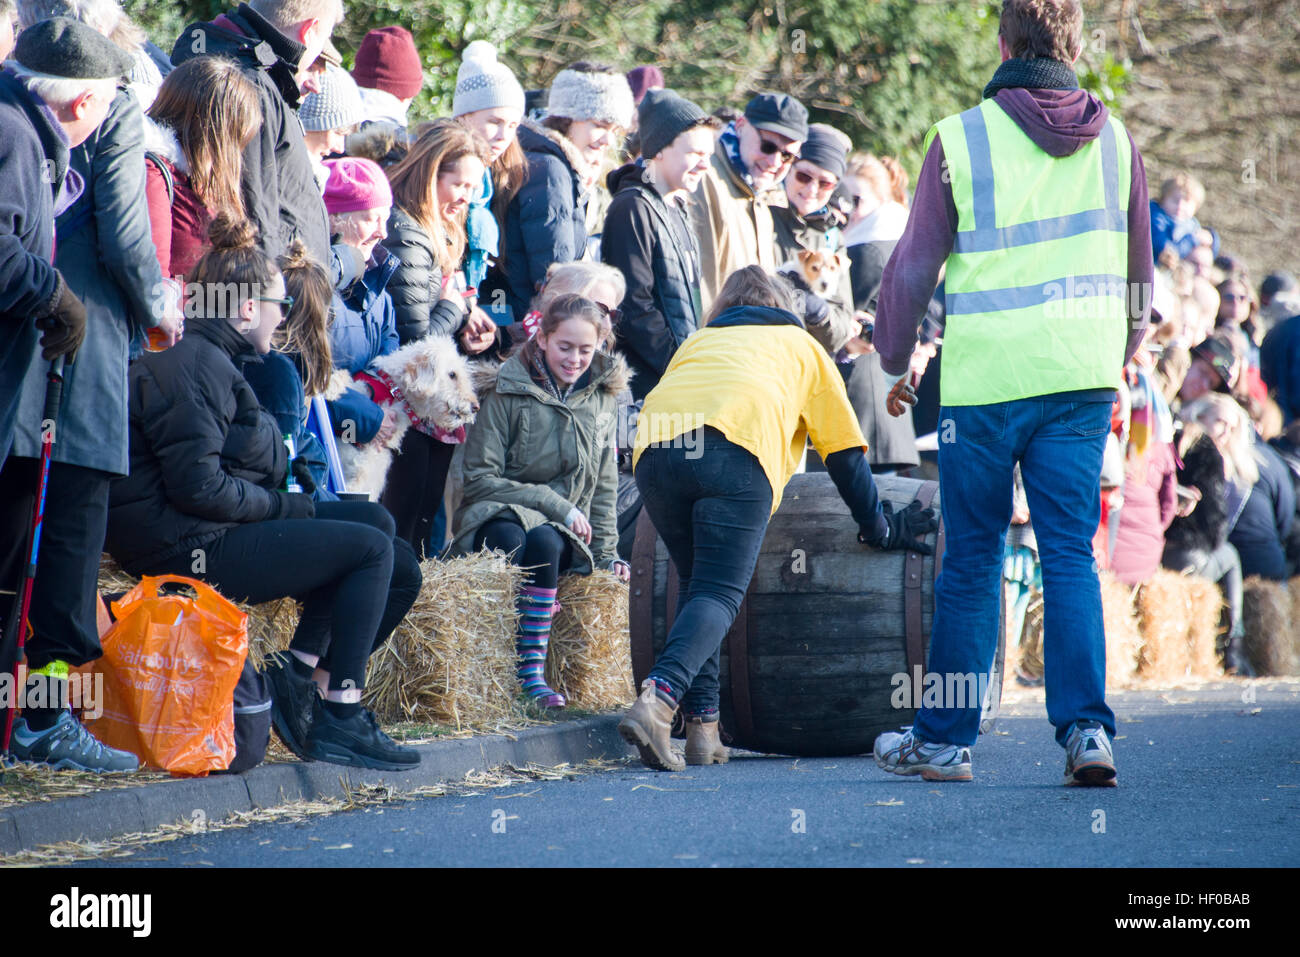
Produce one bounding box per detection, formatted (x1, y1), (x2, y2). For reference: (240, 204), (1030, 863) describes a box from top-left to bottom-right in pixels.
(929, 97), (1132, 406)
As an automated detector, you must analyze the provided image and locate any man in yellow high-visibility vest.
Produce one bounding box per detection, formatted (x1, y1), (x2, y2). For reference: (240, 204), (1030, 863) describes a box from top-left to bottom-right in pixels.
(872, 0), (1153, 787)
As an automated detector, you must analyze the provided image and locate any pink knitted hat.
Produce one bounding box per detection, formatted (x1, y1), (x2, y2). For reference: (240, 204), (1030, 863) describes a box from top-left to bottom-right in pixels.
(322, 157), (393, 214)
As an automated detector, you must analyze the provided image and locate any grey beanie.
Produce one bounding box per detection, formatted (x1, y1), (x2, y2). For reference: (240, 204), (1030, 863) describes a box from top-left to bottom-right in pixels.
(547, 66), (634, 129)
(12, 15), (133, 79)
(452, 40), (525, 117)
(798, 125), (847, 179)
(300, 64), (366, 133)
(637, 88), (707, 161)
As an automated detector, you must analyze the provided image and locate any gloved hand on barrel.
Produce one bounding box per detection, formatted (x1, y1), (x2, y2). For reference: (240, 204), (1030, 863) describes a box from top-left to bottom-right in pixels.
(859, 500), (938, 555)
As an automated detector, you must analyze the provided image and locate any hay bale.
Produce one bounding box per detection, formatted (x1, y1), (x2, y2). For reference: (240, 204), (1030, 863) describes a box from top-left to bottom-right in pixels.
(1184, 574), (1225, 678)
(1136, 568), (1199, 682)
(363, 552), (527, 728)
(98, 554), (298, 672)
(1289, 577), (1300, 675)
(1242, 576), (1294, 676)
(545, 570), (635, 710)
(1100, 572), (1143, 688)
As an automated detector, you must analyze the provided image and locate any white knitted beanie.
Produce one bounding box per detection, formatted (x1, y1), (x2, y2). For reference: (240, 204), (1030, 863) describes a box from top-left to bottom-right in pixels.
(546, 67), (634, 128)
(300, 65), (366, 133)
(452, 40), (526, 117)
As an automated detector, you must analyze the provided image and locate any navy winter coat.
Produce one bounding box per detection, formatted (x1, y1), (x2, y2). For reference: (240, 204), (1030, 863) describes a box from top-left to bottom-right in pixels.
(0, 70), (68, 466)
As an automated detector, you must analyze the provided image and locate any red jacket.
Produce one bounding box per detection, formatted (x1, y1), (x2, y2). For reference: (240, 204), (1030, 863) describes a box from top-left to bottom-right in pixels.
(1111, 441), (1179, 585)
(144, 149), (213, 281)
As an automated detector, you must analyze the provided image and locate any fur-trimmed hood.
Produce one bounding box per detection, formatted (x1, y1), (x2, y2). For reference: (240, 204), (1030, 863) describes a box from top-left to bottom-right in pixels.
(480, 347), (632, 401)
(142, 117), (189, 175)
(519, 117), (591, 183)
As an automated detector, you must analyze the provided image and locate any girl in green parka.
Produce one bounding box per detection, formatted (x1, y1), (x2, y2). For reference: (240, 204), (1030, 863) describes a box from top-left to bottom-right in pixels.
(452, 293), (631, 707)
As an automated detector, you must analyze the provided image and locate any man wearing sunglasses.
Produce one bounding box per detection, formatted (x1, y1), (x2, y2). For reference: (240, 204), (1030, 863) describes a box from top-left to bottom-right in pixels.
(690, 91), (808, 312)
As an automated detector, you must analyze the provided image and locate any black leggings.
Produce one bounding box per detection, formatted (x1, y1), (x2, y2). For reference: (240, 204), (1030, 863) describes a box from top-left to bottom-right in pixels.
(381, 428), (456, 559)
(474, 518), (573, 589)
(149, 501), (408, 692)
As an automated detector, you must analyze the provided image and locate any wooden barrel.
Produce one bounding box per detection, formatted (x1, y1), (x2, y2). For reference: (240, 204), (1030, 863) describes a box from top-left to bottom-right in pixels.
(629, 472), (1003, 756)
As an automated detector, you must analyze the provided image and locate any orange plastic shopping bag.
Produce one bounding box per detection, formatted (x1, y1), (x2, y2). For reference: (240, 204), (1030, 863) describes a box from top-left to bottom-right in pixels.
(84, 575), (248, 776)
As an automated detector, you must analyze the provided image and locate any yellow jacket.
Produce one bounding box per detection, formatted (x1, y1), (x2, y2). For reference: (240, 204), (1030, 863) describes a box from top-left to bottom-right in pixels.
(632, 305), (867, 514)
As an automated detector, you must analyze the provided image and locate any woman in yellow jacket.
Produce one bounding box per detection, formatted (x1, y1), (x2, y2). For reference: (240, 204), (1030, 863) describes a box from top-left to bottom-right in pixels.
(619, 266), (937, 770)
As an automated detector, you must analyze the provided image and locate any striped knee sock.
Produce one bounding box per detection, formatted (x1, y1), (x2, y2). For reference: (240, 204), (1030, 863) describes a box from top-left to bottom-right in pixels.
(516, 585), (564, 703)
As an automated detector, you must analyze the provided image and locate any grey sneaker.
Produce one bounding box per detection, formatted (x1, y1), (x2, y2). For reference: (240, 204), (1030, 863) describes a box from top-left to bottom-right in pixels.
(8, 711), (139, 773)
(1064, 720), (1117, 787)
(873, 727), (972, 781)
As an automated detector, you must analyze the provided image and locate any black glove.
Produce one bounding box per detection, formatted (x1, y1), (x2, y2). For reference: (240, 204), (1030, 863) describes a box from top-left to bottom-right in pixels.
(291, 456), (317, 495)
(36, 275), (87, 361)
(272, 491), (316, 520)
(780, 269), (831, 327)
(861, 500), (937, 554)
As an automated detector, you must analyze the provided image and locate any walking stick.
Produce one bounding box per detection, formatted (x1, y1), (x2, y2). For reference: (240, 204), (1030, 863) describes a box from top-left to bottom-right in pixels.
(1, 355), (67, 761)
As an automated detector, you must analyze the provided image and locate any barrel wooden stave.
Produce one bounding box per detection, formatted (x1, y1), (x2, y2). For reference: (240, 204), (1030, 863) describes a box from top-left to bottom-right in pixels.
(633, 473), (950, 756)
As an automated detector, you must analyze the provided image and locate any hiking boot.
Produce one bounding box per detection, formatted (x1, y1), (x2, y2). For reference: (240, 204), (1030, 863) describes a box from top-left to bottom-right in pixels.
(873, 727), (972, 781)
(264, 650), (317, 761)
(8, 711), (138, 773)
(684, 715), (729, 765)
(304, 699), (420, 771)
(618, 679), (685, 771)
(1063, 719), (1117, 787)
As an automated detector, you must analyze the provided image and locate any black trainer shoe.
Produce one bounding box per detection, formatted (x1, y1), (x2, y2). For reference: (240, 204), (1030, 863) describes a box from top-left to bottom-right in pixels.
(304, 700), (420, 771)
(263, 651), (318, 761)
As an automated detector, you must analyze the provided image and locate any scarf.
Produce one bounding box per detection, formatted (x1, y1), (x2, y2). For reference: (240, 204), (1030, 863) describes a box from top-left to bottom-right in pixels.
(983, 56), (1080, 99)
(718, 123), (755, 190)
(464, 167), (498, 291)
(529, 348), (577, 404)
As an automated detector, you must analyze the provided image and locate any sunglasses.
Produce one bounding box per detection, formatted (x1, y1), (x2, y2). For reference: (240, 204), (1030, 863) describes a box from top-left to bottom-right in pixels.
(793, 168), (839, 192)
(594, 301), (622, 325)
(254, 295), (295, 318)
(757, 133), (799, 166)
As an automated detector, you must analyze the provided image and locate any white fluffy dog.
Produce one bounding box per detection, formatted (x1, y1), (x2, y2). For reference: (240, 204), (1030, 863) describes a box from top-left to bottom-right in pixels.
(326, 335), (481, 501)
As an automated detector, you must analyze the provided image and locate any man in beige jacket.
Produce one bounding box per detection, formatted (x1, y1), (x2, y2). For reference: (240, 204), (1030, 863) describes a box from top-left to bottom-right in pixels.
(691, 92), (808, 314)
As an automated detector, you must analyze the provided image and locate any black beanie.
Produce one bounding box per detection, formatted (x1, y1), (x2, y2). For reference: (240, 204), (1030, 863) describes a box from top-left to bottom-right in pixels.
(798, 126), (847, 179)
(13, 16), (134, 80)
(638, 88), (708, 160)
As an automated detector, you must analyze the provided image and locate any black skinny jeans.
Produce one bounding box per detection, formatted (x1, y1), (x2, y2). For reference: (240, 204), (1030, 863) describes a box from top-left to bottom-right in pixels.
(148, 501), (410, 692)
(635, 429), (773, 714)
(382, 428), (456, 558)
(474, 518), (573, 589)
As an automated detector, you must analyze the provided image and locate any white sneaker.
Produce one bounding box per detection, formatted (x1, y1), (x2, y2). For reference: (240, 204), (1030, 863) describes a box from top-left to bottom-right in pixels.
(1063, 720), (1117, 787)
(873, 727), (972, 782)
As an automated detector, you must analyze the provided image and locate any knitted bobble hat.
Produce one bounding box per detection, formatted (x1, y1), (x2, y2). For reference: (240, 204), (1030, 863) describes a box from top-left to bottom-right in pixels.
(300, 65), (366, 133)
(452, 40), (526, 117)
(546, 67), (634, 129)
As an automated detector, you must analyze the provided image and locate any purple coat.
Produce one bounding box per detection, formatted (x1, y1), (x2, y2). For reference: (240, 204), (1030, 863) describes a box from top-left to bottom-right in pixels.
(1111, 441), (1178, 586)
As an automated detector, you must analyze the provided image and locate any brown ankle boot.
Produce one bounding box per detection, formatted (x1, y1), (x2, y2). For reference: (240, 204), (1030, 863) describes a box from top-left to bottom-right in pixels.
(684, 716), (730, 765)
(618, 679), (685, 771)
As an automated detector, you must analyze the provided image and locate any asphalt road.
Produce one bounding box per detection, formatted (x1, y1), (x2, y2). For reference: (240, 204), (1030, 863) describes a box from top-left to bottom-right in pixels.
(72, 683), (1300, 867)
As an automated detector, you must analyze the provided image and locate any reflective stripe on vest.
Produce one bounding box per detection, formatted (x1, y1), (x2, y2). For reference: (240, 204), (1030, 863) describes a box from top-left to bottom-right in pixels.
(930, 98), (1132, 406)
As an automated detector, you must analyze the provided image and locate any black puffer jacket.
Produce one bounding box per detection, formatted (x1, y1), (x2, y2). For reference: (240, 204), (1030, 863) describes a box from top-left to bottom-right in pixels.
(382, 205), (468, 345)
(106, 318), (306, 573)
(1164, 433), (1230, 557)
(601, 161), (701, 401)
(493, 120), (589, 323)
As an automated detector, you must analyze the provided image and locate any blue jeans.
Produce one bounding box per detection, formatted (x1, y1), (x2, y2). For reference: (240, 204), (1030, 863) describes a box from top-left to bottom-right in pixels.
(914, 398), (1116, 748)
(635, 429), (773, 715)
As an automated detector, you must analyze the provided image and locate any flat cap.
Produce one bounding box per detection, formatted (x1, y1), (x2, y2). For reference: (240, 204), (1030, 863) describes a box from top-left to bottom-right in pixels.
(13, 16), (134, 81)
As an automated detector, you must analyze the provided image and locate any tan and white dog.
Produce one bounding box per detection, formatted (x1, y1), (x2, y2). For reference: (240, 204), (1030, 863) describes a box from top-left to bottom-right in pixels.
(326, 335), (481, 501)
(781, 248), (848, 298)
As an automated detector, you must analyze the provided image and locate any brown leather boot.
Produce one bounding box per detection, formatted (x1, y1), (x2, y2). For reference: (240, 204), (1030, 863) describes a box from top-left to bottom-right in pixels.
(684, 716), (729, 765)
(619, 679), (685, 771)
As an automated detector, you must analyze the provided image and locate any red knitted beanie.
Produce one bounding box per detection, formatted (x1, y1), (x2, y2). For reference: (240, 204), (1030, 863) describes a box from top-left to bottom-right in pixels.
(352, 26), (423, 100)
